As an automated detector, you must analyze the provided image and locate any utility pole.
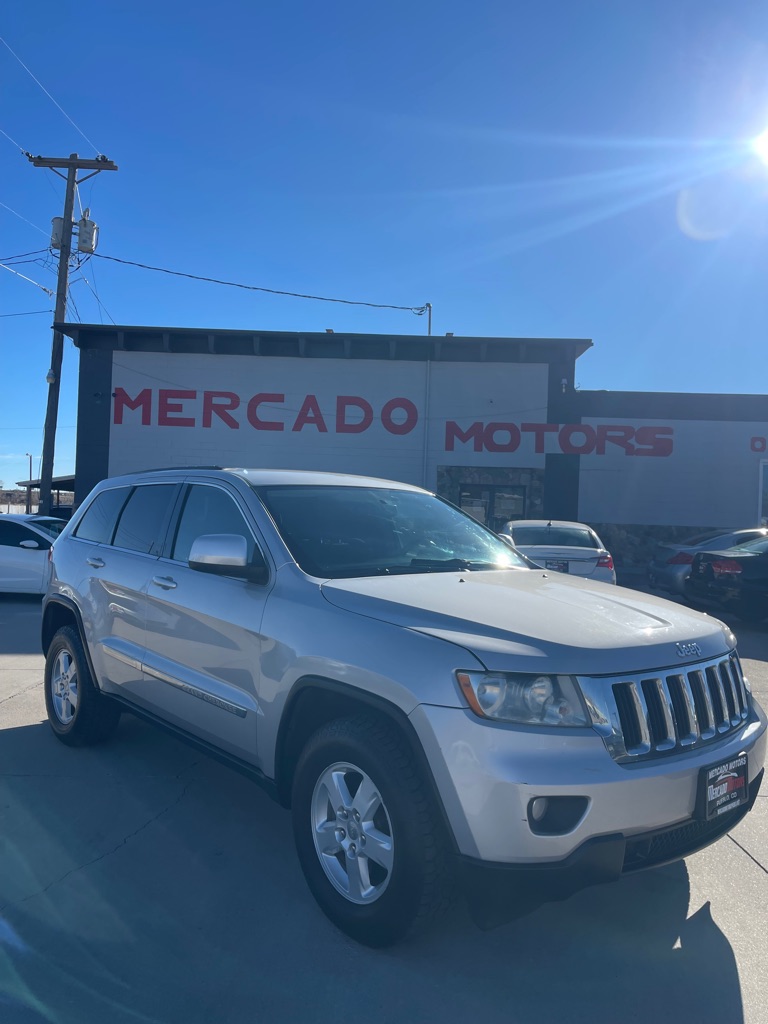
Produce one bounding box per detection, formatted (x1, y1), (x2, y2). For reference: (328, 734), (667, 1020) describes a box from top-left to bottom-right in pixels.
(24, 453), (32, 514)
(27, 152), (117, 514)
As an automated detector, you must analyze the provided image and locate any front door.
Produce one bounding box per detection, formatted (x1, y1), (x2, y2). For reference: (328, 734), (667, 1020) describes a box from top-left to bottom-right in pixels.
(0, 521), (50, 593)
(141, 482), (271, 766)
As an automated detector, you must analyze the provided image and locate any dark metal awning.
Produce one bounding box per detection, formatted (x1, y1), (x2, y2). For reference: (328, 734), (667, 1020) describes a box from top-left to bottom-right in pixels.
(15, 474), (75, 490)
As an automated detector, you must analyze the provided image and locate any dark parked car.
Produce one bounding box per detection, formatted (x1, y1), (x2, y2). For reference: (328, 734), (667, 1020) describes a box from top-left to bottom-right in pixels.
(648, 528), (768, 596)
(685, 537), (768, 623)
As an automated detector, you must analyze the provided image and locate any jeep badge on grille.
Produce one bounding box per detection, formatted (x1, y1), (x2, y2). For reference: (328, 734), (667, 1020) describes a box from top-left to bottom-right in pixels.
(676, 641), (702, 658)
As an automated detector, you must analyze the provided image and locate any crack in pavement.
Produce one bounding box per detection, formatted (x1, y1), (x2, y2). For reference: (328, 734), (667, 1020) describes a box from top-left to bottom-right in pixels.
(727, 833), (768, 875)
(0, 774), (197, 914)
(0, 681), (41, 706)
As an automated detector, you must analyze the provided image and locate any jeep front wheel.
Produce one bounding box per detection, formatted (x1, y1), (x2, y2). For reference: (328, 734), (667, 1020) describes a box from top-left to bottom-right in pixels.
(291, 714), (450, 947)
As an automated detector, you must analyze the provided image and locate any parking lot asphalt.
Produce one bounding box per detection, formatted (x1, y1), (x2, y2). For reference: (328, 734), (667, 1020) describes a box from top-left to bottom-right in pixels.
(1, 589), (768, 1024)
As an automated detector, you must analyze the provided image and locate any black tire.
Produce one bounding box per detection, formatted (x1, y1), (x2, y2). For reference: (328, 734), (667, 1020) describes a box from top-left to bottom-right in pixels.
(291, 714), (452, 947)
(44, 625), (121, 746)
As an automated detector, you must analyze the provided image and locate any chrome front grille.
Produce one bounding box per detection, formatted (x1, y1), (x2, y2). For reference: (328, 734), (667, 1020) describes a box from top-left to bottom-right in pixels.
(579, 653), (750, 763)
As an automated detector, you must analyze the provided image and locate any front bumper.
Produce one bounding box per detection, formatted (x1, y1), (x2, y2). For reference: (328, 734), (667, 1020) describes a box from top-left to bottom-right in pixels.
(458, 768), (763, 928)
(409, 698), (767, 864)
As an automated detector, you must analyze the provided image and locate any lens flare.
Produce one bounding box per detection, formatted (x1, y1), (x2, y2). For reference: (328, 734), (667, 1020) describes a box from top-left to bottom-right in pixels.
(752, 128), (768, 166)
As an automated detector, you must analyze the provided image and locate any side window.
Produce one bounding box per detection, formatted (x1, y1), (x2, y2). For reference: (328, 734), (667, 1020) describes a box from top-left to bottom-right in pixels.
(172, 485), (257, 564)
(113, 485), (177, 555)
(0, 523), (49, 549)
(74, 487), (131, 544)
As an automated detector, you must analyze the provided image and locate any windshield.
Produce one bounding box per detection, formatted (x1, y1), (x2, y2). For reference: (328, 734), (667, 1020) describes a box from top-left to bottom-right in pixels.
(510, 525), (597, 548)
(253, 485), (527, 579)
(28, 517), (66, 539)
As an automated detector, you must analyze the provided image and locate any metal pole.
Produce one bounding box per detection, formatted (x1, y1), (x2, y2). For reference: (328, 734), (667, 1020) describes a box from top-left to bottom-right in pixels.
(426, 302), (432, 336)
(25, 453), (32, 513)
(37, 156), (78, 515)
(28, 153), (117, 515)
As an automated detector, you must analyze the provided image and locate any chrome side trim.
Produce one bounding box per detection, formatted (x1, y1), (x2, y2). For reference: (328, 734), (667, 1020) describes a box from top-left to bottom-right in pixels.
(100, 638), (143, 673)
(143, 663), (249, 718)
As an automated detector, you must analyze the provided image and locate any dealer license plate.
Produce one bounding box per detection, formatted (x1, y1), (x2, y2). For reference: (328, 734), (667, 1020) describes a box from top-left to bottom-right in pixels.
(545, 560), (569, 573)
(699, 755), (748, 820)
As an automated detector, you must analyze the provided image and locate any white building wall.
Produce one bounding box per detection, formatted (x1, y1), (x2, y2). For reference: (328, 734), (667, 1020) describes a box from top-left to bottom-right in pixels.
(579, 418), (768, 526)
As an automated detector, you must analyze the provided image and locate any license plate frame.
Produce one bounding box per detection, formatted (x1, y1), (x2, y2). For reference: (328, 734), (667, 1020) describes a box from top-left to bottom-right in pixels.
(697, 754), (749, 820)
(545, 560), (569, 574)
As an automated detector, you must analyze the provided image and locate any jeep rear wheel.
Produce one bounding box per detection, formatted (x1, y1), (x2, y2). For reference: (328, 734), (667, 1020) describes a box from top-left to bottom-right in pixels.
(44, 626), (121, 746)
(291, 714), (451, 947)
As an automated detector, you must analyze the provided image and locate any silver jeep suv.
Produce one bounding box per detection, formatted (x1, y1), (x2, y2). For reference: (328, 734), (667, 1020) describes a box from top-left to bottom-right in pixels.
(43, 468), (767, 946)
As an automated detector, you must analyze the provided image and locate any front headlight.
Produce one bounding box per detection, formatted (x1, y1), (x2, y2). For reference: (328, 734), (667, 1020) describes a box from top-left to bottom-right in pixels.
(456, 671), (588, 726)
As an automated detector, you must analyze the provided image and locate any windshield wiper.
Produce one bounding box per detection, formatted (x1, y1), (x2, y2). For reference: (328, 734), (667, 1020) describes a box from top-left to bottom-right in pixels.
(325, 560), (511, 579)
(409, 558), (506, 571)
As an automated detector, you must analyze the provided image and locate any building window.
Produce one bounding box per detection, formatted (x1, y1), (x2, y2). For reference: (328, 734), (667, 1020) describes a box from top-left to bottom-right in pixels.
(459, 485), (526, 531)
(437, 466), (544, 531)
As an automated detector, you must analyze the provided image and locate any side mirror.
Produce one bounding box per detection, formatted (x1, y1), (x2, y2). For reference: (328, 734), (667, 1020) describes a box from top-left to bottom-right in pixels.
(497, 533), (515, 549)
(188, 533), (268, 585)
(19, 539), (40, 550)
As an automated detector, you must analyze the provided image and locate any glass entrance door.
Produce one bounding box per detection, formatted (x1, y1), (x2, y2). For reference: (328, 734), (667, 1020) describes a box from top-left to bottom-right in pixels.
(459, 485), (526, 532)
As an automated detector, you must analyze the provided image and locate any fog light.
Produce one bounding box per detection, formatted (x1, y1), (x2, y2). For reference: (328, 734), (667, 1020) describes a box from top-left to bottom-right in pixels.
(528, 795), (589, 835)
(530, 797), (548, 822)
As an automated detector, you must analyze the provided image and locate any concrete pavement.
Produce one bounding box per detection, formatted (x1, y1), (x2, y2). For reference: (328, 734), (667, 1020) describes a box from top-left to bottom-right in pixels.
(1, 592), (767, 1024)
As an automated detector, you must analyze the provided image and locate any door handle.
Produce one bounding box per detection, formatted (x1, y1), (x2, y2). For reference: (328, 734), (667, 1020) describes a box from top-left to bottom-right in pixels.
(151, 575), (177, 590)
(86, 557), (105, 568)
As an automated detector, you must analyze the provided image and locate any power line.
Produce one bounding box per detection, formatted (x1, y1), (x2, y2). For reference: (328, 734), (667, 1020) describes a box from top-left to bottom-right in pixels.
(0, 35), (100, 154)
(0, 249), (49, 262)
(0, 126), (29, 154)
(0, 262), (54, 296)
(86, 251), (111, 324)
(0, 309), (52, 318)
(91, 253), (429, 315)
(0, 201), (49, 236)
(75, 267), (115, 325)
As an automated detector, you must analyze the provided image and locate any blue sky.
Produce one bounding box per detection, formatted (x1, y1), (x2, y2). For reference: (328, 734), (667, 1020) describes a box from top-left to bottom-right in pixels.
(1, 0), (768, 489)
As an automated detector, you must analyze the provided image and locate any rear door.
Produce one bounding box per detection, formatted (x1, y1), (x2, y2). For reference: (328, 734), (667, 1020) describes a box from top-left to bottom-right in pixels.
(0, 521), (50, 593)
(140, 481), (272, 764)
(70, 483), (179, 693)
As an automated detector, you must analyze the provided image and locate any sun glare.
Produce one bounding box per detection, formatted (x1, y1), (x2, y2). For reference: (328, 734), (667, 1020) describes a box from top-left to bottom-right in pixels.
(752, 128), (768, 166)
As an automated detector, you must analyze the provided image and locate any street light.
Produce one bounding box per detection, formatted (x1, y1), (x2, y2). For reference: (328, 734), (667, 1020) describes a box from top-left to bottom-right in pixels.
(24, 453), (32, 514)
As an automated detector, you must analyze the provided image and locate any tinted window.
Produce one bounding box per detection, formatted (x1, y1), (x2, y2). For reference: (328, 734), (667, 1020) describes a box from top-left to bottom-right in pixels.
(511, 526), (597, 548)
(684, 531), (733, 546)
(253, 485), (524, 579)
(113, 485), (176, 555)
(172, 485), (256, 563)
(732, 538), (768, 554)
(27, 517), (66, 538)
(0, 522), (48, 548)
(75, 487), (131, 544)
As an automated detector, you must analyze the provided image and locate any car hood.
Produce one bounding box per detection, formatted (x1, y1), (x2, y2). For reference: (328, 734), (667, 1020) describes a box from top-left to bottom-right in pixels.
(320, 569), (731, 675)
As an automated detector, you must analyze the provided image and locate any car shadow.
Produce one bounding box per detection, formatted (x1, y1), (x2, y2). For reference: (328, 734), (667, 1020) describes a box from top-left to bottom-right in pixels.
(0, 595), (44, 658)
(0, 714), (745, 1024)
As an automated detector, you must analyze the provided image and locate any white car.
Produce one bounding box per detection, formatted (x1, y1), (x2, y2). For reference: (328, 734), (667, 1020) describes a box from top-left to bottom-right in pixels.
(499, 519), (616, 584)
(0, 514), (66, 594)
